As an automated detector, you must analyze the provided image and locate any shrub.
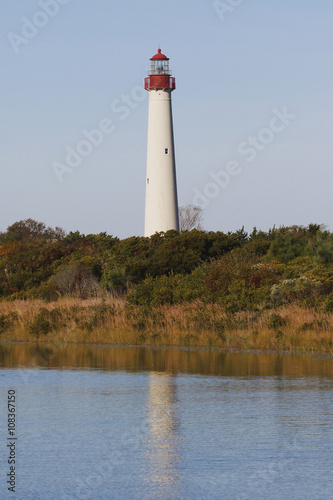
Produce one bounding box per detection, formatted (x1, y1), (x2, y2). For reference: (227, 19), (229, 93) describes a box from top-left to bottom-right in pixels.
(298, 322), (315, 332)
(102, 270), (128, 294)
(324, 293), (333, 313)
(126, 277), (154, 306)
(0, 314), (10, 334)
(306, 265), (333, 295)
(27, 282), (60, 302)
(81, 300), (116, 331)
(29, 309), (52, 337)
(268, 313), (286, 329)
(271, 276), (322, 306)
(275, 329), (283, 340)
(315, 234), (333, 265)
(0, 312), (18, 334)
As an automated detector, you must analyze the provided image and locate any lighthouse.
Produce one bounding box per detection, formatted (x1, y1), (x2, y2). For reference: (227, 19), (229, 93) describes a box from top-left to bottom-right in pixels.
(144, 48), (179, 237)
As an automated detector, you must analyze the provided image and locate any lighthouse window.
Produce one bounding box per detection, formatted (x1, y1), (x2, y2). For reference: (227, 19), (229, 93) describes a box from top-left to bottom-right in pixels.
(149, 60), (171, 76)
(165, 148), (169, 155)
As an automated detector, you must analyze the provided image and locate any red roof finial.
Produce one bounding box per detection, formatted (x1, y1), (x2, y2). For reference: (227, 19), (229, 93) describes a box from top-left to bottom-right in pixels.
(150, 48), (169, 61)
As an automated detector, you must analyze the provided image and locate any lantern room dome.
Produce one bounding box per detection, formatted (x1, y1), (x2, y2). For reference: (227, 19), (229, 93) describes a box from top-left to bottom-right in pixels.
(150, 48), (169, 61)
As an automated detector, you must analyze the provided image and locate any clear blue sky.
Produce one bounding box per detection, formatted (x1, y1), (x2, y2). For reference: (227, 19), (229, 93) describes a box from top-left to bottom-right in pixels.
(1, 0), (332, 238)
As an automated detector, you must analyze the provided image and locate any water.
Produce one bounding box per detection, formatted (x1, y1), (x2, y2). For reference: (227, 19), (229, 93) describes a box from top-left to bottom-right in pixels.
(1, 344), (333, 499)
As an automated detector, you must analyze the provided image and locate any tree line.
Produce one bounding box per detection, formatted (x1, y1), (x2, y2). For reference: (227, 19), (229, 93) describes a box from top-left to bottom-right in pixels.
(1, 219), (333, 313)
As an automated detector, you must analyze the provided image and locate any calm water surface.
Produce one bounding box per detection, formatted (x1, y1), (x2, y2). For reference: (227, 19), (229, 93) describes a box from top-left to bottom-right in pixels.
(0, 344), (333, 499)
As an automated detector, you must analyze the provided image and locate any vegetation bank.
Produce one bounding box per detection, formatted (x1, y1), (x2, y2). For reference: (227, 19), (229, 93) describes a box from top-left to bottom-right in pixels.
(1, 219), (333, 352)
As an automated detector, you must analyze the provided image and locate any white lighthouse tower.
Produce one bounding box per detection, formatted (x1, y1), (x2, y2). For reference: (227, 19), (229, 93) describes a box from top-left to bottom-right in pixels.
(144, 48), (179, 237)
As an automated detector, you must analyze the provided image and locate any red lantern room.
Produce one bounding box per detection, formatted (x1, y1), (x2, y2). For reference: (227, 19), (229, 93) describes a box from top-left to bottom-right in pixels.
(144, 49), (176, 91)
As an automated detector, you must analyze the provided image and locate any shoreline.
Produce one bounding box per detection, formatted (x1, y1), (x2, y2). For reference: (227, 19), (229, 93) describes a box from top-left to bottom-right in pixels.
(2, 340), (333, 379)
(1, 339), (333, 358)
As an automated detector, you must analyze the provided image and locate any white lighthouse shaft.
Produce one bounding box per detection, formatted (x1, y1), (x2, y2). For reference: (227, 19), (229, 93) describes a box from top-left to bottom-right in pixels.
(144, 90), (179, 236)
(144, 50), (179, 237)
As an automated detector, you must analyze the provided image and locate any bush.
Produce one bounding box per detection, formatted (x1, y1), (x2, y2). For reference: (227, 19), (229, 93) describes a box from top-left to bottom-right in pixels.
(0, 314), (10, 334)
(27, 282), (60, 302)
(306, 265), (333, 295)
(268, 313), (286, 329)
(126, 277), (155, 306)
(0, 312), (18, 334)
(84, 301), (116, 331)
(51, 262), (101, 298)
(298, 322), (315, 332)
(29, 309), (52, 337)
(324, 293), (333, 313)
(271, 276), (322, 306)
(102, 271), (128, 294)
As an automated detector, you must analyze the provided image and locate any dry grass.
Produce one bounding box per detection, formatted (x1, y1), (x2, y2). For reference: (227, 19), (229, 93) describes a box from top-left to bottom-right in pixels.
(0, 298), (333, 353)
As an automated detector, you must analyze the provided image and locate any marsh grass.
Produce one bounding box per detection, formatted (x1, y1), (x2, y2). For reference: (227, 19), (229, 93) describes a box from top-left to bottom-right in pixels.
(0, 298), (332, 353)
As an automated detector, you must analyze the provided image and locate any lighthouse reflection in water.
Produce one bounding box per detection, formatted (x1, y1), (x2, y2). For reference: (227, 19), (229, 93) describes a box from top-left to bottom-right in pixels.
(145, 373), (180, 496)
